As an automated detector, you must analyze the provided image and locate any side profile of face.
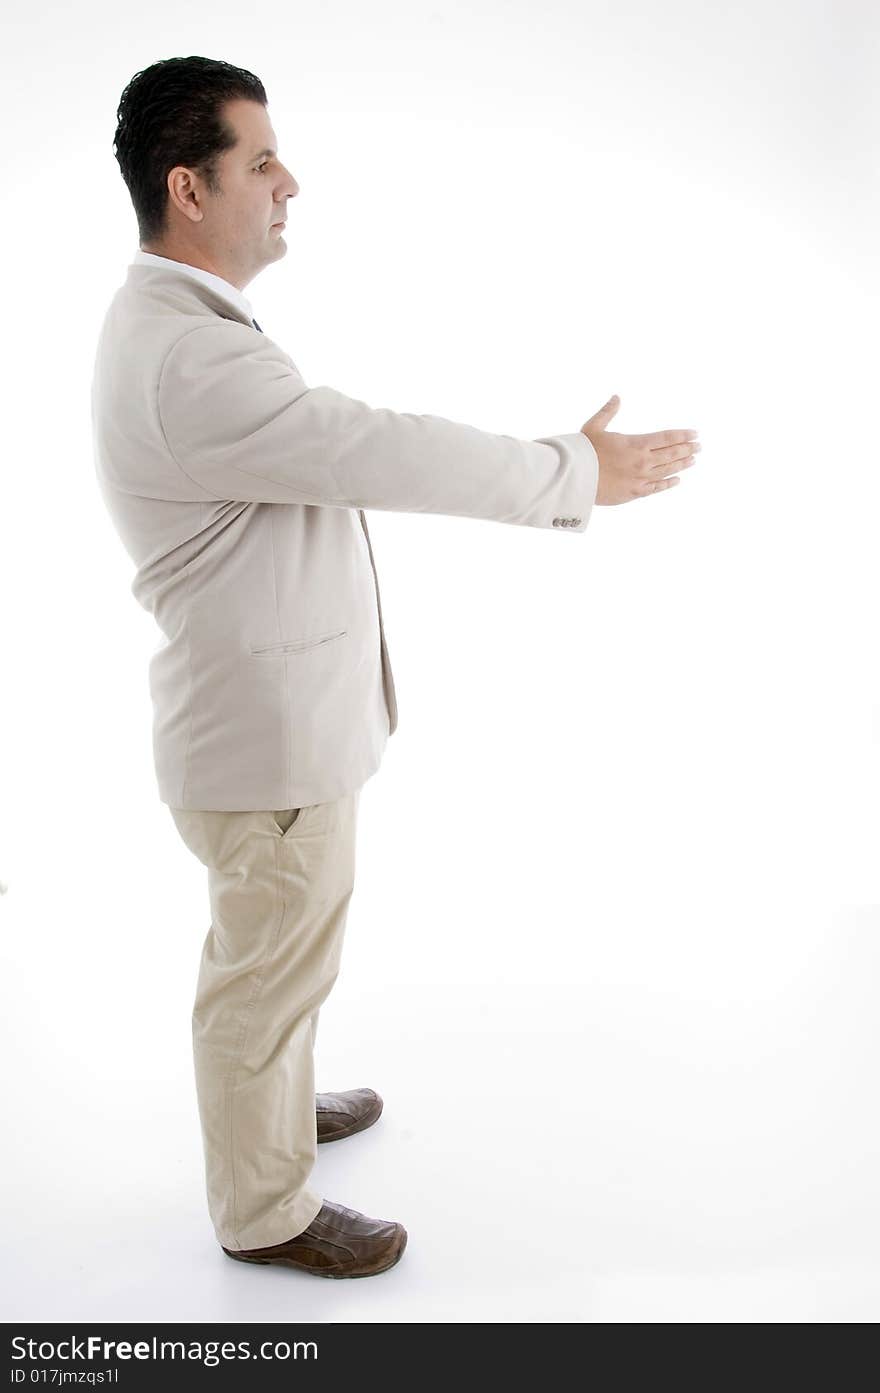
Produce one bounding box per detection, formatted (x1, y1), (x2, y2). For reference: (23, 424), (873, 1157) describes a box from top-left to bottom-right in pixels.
(142, 97), (299, 289)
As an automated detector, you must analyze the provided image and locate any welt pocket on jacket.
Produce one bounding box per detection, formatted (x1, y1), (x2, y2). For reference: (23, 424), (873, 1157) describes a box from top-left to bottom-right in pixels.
(249, 628), (347, 657)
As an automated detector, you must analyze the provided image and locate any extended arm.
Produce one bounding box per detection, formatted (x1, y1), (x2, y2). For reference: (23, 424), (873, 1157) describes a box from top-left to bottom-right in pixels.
(157, 321), (599, 531)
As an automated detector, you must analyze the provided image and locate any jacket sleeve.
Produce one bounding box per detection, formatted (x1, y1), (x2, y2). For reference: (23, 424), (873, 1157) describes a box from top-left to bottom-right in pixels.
(157, 320), (600, 531)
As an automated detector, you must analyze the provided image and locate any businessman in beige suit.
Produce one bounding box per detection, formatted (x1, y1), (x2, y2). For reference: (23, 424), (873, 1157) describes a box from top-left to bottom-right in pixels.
(92, 56), (701, 1280)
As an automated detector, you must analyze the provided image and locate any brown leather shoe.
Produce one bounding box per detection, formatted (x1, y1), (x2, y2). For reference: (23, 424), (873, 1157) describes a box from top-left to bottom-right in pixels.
(316, 1087), (383, 1143)
(222, 1200), (407, 1278)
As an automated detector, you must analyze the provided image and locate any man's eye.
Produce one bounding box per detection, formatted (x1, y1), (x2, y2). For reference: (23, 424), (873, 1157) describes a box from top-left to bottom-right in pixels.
(256, 163), (268, 172)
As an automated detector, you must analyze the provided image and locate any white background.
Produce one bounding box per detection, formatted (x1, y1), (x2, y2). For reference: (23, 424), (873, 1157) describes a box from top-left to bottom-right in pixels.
(1, 0), (878, 1323)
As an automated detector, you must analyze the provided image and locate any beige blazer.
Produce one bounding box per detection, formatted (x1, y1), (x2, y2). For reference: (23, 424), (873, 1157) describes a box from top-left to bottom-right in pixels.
(90, 262), (599, 810)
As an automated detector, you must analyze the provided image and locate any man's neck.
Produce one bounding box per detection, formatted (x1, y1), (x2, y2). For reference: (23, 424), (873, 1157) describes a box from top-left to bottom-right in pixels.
(140, 245), (246, 291)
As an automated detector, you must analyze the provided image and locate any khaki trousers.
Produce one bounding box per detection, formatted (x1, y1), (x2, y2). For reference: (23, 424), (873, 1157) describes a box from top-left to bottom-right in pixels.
(167, 788), (361, 1251)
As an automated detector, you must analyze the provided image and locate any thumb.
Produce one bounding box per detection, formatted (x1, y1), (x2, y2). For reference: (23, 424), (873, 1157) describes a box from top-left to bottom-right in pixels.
(582, 394), (620, 434)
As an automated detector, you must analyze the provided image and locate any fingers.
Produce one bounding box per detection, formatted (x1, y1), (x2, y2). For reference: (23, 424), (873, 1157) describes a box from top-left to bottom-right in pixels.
(650, 454), (697, 482)
(633, 429), (699, 449)
(635, 475), (681, 496)
(636, 449), (698, 495)
(649, 441), (701, 468)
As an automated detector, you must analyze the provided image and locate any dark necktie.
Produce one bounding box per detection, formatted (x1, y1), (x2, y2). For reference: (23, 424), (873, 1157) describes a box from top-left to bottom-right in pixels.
(252, 318), (262, 332)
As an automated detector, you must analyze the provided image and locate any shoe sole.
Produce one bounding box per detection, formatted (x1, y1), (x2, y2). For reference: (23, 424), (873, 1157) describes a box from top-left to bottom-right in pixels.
(223, 1228), (407, 1279)
(315, 1094), (384, 1145)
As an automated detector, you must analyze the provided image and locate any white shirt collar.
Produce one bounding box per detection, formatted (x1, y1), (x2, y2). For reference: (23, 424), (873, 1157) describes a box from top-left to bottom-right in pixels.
(132, 250), (256, 323)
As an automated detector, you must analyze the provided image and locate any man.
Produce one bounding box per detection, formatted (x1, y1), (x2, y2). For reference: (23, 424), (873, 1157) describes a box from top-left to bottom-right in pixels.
(91, 55), (701, 1281)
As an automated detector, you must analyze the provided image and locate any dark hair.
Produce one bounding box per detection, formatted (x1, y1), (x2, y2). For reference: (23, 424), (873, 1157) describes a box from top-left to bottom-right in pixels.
(113, 56), (267, 245)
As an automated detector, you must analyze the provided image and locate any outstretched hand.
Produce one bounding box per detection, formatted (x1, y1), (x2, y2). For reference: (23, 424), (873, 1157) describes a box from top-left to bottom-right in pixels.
(581, 395), (701, 505)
